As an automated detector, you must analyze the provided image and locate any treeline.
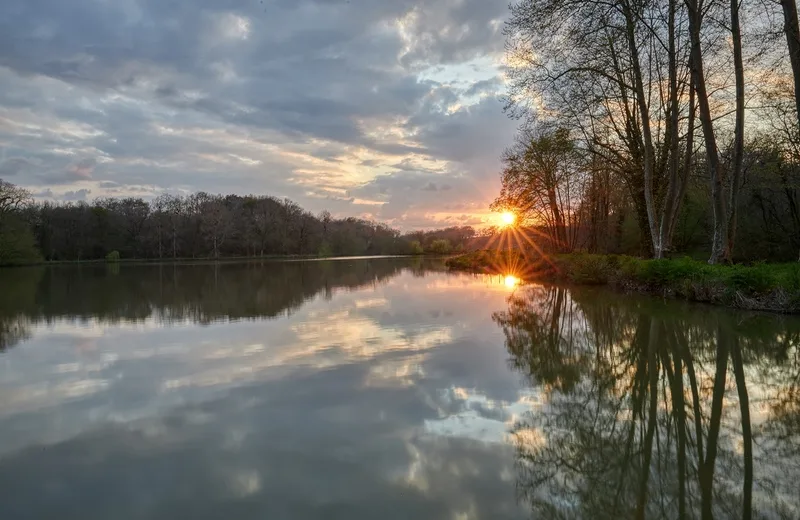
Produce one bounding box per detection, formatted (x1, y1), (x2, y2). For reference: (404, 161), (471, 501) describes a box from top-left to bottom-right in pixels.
(0, 180), (477, 265)
(498, 0), (800, 263)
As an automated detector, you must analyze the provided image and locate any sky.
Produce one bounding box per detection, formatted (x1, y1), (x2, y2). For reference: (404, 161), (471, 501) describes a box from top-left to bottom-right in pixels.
(0, 0), (518, 230)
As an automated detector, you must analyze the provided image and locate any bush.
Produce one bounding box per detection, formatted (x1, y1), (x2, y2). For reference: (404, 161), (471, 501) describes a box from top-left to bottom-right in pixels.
(427, 239), (452, 255)
(726, 265), (775, 294)
(105, 250), (121, 262)
(446, 251), (800, 311)
(409, 240), (424, 255)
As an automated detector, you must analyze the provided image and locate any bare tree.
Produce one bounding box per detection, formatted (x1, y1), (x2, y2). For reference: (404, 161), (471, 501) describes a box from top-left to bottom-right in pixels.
(781, 0), (800, 133)
(493, 128), (587, 252)
(503, 0), (695, 258)
(0, 179), (32, 216)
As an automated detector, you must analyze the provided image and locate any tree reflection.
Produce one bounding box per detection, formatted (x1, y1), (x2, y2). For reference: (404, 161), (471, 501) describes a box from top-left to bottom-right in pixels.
(0, 258), (430, 332)
(0, 267), (42, 351)
(495, 286), (800, 519)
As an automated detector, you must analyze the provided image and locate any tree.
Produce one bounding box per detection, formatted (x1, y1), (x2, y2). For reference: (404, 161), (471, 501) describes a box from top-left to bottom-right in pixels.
(684, 0), (746, 263)
(493, 128), (586, 252)
(0, 180), (40, 266)
(504, 0), (697, 257)
(0, 216), (41, 266)
(428, 239), (452, 254)
(781, 0), (800, 136)
(197, 193), (232, 259)
(0, 179), (31, 216)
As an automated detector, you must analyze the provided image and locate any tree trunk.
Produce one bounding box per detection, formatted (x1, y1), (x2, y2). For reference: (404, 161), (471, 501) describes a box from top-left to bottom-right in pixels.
(686, 0), (729, 264)
(658, 0), (683, 259)
(668, 77), (695, 245)
(782, 0), (800, 132)
(727, 0), (746, 260)
(623, 0), (659, 257)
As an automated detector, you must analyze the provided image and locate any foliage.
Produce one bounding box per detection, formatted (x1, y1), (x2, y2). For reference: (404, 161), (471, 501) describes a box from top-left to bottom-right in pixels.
(427, 239), (452, 255)
(501, 0), (781, 263)
(317, 242), (333, 258)
(448, 252), (800, 312)
(0, 180), (477, 263)
(0, 215), (42, 266)
(409, 240), (424, 255)
(105, 250), (121, 262)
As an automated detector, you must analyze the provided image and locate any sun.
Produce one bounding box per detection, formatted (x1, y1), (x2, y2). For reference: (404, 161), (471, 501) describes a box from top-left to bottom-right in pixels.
(500, 211), (516, 227)
(504, 275), (520, 289)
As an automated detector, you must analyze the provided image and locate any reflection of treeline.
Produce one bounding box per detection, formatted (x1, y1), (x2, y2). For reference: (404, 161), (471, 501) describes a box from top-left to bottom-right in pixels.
(0, 258), (429, 349)
(494, 286), (800, 519)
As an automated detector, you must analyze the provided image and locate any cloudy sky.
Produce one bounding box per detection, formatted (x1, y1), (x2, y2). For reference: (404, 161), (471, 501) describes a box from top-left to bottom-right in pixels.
(0, 0), (518, 230)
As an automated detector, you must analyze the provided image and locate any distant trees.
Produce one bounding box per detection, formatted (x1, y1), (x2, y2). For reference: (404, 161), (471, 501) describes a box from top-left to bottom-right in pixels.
(406, 226), (475, 254)
(0, 181), (477, 263)
(428, 239), (453, 255)
(0, 180), (40, 266)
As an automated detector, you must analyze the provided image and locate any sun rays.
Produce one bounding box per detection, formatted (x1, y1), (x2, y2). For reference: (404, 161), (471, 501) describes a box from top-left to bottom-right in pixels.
(478, 214), (564, 286)
(500, 211), (516, 227)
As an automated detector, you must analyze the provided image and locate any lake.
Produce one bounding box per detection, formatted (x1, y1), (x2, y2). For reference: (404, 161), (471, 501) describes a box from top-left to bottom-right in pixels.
(0, 258), (798, 519)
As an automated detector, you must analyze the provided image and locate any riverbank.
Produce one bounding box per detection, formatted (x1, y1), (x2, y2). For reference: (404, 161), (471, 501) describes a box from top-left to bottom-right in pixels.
(0, 253), (422, 268)
(446, 251), (800, 313)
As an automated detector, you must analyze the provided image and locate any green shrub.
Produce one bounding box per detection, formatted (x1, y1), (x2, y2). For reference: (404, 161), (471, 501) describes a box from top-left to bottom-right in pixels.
(783, 264), (800, 292)
(318, 242), (333, 258)
(409, 240), (424, 255)
(427, 239), (452, 255)
(564, 254), (613, 284)
(726, 265), (775, 294)
(105, 250), (121, 262)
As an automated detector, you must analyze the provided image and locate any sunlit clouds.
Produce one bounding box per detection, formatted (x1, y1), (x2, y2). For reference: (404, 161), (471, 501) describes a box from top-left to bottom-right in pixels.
(0, 0), (518, 230)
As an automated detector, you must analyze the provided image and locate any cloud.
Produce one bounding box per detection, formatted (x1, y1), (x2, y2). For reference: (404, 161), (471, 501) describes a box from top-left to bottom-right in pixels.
(0, 0), (517, 229)
(63, 189), (91, 201)
(67, 158), (96, 180)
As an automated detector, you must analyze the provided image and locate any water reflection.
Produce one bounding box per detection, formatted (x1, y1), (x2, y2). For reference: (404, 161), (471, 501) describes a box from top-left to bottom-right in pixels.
(0, 257), (435, 337)
(0, 259), (532, 520)
(1, 261), (798, 519)
(495, 286), (800, 519)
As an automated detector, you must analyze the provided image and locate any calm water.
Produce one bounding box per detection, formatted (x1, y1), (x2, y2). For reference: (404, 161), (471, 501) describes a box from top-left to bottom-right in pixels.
(0, 258), (798, 519)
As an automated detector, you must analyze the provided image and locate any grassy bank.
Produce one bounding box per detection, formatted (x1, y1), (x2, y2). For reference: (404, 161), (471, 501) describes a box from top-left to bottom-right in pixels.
(447, 251), (800, 313)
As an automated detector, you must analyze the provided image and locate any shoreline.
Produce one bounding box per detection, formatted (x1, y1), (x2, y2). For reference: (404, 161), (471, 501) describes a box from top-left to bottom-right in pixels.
(446, 251), (800, 314)
(0, 254), (422, 269)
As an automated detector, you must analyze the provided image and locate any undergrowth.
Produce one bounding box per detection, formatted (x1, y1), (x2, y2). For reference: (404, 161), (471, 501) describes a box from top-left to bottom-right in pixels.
(446, 251), (800, 313)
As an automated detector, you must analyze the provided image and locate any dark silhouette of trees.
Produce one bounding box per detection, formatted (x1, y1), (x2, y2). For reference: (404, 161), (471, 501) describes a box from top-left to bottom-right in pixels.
(0, 180), (477, 264)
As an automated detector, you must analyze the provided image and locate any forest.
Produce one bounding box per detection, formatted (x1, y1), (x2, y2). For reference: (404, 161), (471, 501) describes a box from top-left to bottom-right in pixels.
(0, 179), (477, 265)
(494, 0), (800, 263)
